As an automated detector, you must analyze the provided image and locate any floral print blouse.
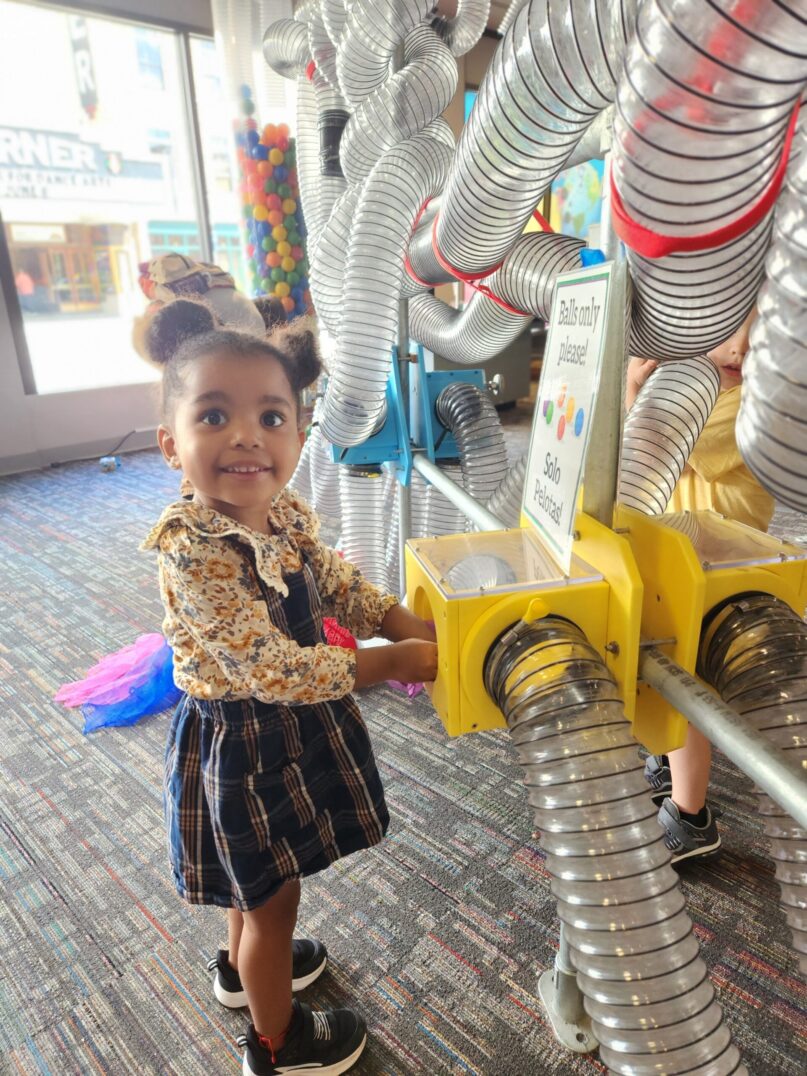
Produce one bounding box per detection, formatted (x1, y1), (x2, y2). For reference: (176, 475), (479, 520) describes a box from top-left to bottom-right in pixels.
(141, 491), (398, 705)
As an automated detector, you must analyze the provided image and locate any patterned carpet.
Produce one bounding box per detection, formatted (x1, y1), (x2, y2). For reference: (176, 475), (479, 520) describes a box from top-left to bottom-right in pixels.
(1, 441), (805, 1075)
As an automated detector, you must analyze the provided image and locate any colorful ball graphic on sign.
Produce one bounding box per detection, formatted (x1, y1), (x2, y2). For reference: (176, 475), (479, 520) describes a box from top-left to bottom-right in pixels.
(540, 385), (586, 442)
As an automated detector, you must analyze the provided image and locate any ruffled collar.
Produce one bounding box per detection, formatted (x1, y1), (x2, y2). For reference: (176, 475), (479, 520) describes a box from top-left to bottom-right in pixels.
(142, 491), (316, 597)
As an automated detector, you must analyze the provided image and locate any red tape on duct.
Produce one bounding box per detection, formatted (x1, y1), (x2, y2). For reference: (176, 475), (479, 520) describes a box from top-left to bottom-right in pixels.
(610, 100), (801, 258)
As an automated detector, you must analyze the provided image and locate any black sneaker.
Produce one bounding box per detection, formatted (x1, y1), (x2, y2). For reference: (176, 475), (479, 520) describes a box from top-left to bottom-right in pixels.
(239, 999), (366, 1076)
(208, 940), (328, 1009)
(643, 754), (672, 806)
(658, 797), (722, 864)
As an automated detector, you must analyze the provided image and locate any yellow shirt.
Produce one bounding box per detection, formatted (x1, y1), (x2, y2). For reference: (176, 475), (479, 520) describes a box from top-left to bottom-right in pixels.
(141, 491), (398, 705)
(667, 385), (774, 532)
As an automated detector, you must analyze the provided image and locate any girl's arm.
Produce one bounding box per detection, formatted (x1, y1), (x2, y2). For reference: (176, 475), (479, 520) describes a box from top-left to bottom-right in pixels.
(354, 638), (438, 688)
(378, 603), (435, 642)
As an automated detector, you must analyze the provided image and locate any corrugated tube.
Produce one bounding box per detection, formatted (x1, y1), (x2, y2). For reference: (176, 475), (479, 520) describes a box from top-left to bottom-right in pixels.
(618, 356), (721, 515)
(485, 616), (744, 1075)
(699, 594), (807, 979)
(434, 382), (509, 512)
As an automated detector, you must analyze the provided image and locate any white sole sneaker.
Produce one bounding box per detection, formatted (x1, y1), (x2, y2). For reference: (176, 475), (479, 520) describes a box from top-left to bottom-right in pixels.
(242, 1033), (366, 1076)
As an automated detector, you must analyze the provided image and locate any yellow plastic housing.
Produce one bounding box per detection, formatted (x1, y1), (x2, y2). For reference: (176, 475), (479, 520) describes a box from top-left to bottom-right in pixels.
(405, 516), (642, 738)
(615, 506), (807, 755)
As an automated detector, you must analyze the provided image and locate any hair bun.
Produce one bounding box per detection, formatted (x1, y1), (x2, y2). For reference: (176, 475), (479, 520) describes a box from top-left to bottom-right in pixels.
(145, 298), (218, 365)
(272, 320), (323, 391)
(253, 295), (286, 331)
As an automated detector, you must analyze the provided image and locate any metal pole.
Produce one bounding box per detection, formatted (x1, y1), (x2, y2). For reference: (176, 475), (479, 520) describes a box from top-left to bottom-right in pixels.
(177, 33), (214, 263)
(412, 454), (505, 533)
(640, 646), (807, 831)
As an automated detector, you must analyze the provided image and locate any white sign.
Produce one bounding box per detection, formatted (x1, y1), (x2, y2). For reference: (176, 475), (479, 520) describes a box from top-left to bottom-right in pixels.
(522, 264), (612, 572)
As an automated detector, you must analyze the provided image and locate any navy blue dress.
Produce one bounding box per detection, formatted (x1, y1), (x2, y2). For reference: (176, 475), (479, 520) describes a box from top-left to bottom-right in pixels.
(163, 559), (389, 911)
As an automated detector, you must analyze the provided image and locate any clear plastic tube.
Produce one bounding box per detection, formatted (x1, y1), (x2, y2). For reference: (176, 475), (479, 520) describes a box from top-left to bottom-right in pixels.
(698, 594), (807, 979)
(434, 382), (509, 512)
(618, 356), (721, 515)
(612, 0), (806, 357)
(338, 467), (390, 588)
(485, 454), (527, 528)
(485, 616), (744, 1074)
(430, 0), (491, 58)
(737, 123), (807, 512)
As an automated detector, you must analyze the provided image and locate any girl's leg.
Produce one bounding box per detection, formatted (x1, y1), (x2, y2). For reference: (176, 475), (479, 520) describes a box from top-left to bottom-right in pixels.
(240, 880), (301, 1042)
(227, 908), (243, 968)
(669, 725), (712, 815)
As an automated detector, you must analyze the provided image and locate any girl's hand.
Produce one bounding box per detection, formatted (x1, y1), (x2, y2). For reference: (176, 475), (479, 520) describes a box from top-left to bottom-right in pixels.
(625, 357), (658, 411)
(380, 603), (436, 642)
(389, 639), (438, 684)
(353, 638), (438, 689)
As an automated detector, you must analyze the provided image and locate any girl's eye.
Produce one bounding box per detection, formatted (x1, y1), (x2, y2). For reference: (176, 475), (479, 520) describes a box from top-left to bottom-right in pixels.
(261, 411), (285, 428)
(200, 409), (226, 426)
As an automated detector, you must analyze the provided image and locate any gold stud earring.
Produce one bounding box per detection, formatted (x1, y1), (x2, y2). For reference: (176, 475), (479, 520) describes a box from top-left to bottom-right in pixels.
(169, 456), (181, 470)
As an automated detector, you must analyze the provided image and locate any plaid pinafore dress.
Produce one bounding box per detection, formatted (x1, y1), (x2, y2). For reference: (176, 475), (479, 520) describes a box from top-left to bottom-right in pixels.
(163, 548), (389, 911)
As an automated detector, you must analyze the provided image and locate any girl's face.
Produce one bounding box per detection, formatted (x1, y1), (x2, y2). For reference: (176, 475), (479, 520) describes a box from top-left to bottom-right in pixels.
(158, 350), (304, 532)
(707, 307), (757, 390)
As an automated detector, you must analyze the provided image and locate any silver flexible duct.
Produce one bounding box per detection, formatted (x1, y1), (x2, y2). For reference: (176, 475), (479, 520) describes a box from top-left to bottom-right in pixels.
(485, 616), (743, 1075)
(618, 356), (721, 515)
(335, 0), (432, 106)
(496, 0), (529, 38)
(612, 0), (806, 357)
(320, 123), (455, 446)
(407, 232), (584, 364)
(431, 0), (491, 58)
(338, 467), (390, 588)
(308, 182), (365, 336)
(434, 382), (509, 512)
(699, 594), (807, 980)
(737, 122), (807, 513)
(485, 454), (527, 528)
(339, 25), (457, 186)
(262, 16), (308, 79)
(432, 0), (634, 277)
(307, 423), (342, 520)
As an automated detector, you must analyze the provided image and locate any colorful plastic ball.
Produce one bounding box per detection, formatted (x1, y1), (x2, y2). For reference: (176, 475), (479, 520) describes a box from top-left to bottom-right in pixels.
(272, 225), (288, 241)
(277, 136), (289, 153)
(287, 233), (301, 248)
(261, 237), (273, 252)
(281, 256), (296, 272)
(253, 205), (269, 221)
(246, 243), (255, 258)
(263, 179), (277, 194)
(286, 271), (300, 286)
(276, 180), (290, 196)
(267, 210), (284, 227)
(253, 144), (269, 160)
(276, 240), (291, 257)
(274, 281), (291, 298)
(241, 98), (255, 115)
(247, 171), (263, 188)
(267, 193), (282, 211)
(281, 198), (297, 215)
(269, 267), (284, 282)
(243, 158), (258, 174)
(263, 123), (278, 143)
(278, 122), (290, 138)
(290, 245), (304, 261)
(245, 118), (257, 131)
(256, 160), (272, 178)
(268, 148), (284, 166)
(281, 295), (295, 313)
(246, 129), (259, 147)
(265, 251), (281, 268)
(303, 289), (311, 305)
(242, 205), (254, 219)
(274, 167), (288, 184)
(257, 220), (270, 237)
(291, 286), (303, 302)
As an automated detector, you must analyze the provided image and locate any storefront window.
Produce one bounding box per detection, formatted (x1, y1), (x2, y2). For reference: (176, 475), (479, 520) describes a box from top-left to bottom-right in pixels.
(0, 2), (199, 393)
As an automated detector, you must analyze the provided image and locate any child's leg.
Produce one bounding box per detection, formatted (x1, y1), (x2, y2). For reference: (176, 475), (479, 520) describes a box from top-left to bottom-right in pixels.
(227, 908), (243, 968)
(669, 725), (712, 814)
(240, 880), (300, 1041)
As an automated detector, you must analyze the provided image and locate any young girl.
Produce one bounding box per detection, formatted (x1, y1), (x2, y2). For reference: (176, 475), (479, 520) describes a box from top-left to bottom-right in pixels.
(626, 308), (774, 864)
(141, 300), (437, 1075)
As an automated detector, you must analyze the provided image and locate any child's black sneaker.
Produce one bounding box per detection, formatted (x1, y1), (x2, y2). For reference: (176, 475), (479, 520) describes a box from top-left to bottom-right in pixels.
(643, 753), (672, 805)
(658, 797), (722, 865)
(239, 999), (366, 1076)
(208, 940), (328, 1008)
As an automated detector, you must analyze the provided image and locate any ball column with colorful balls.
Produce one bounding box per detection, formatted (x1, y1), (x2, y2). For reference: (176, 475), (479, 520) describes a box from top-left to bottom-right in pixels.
(235, 85), (312, 319)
